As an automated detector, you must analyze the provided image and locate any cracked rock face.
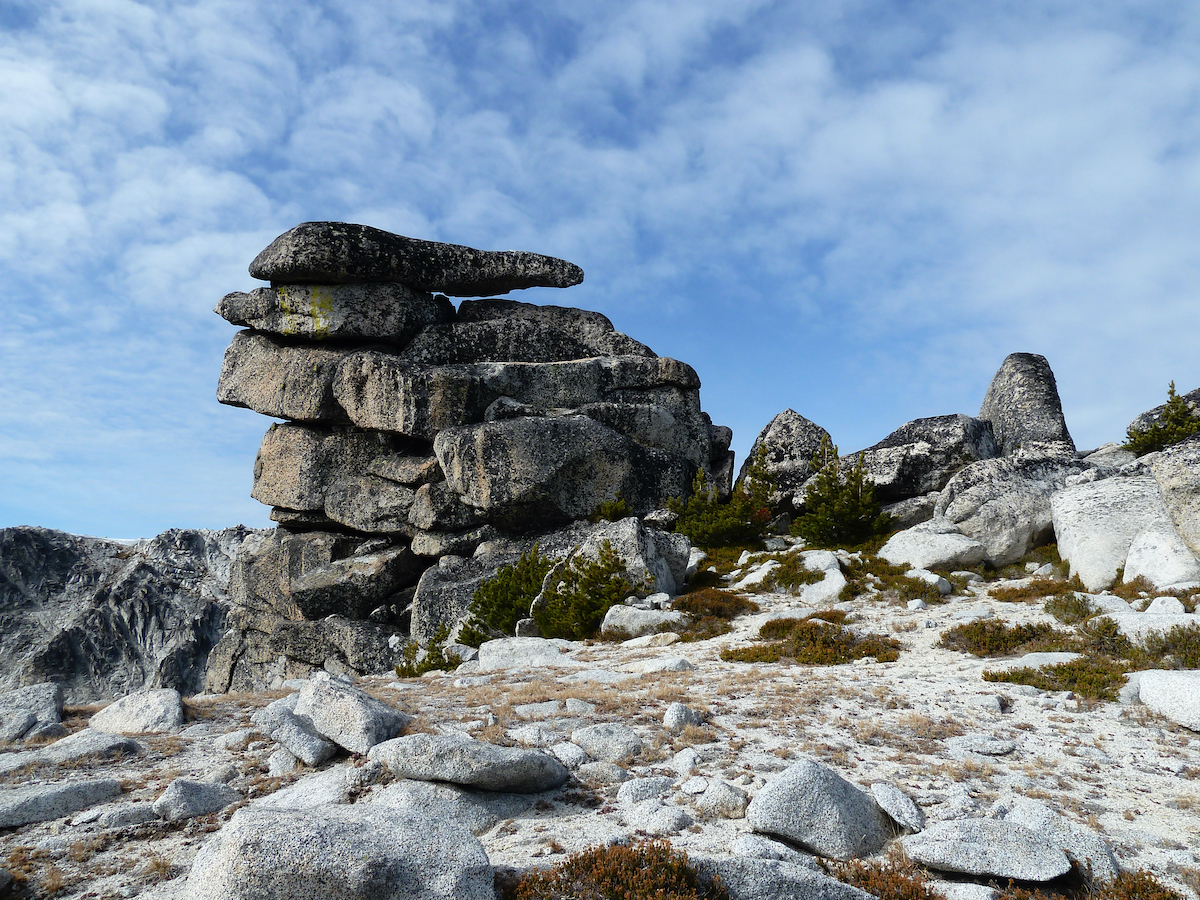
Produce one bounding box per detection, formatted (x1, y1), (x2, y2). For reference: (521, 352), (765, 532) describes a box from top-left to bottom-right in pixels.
(978, 352), (1074, 457)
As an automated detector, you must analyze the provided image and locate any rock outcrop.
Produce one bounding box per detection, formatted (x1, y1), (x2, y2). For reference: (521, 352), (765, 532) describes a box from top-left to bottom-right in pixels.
(209, 223), (728, 689)
(0, 526), (264, 702)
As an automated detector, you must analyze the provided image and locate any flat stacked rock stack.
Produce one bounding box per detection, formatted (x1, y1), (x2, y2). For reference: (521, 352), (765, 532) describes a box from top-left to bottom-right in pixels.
(207, 222), (732, 691)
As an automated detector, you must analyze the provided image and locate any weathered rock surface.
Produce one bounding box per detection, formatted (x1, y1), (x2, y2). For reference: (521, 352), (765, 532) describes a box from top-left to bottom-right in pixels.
(216, 283), (455, 343)
(89, 688), (184, 734)
(217, 330), (349, 422)
(738, 410), (831, 513)
(183, 803), (495, 900)
(251, 694), (339, 766)
(571, 723), (643, 762)
(249, 221), (583, 297)
(1137, 670), (1200, 731)
(935, 451), (1089, 566)
(369, 778), (536, 835)
(834, 415), (997, 506)
(879, 518), (987, 571)
(0, 682), (63, 742)
(293, 674), (411, 754)
(0, 525), (264, 702)
(0, 728), (143, 775)
(1121, 528), (1200, 588)
(692, 855), (875, 900)
(997, 796), (1119, 882)
(0, 778), (122, 828)
(979, 353), (1074, 456)
(1151, 434), (1200, 557)
(368, 732), (570, 792)
(901, 819), (1072, 881)
(746, 758), (891, 859)
(152, 778), (240, 822)
(1051, 477), (1186, 590)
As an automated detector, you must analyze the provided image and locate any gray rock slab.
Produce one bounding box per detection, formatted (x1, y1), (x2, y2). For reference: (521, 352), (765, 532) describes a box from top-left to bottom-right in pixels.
(252, 696), (339, 767)
(367, 732), (569, 792)
(870, 782), (924, 832)
(1106, 611), (1200, 643)
(249, 221), (584, 296)
(475, 637), (583, 672)
(369, 778), (536, 835)
(257, 763), (383, 810)
(998, 796), (1119, 882)
(293, 674), (412, 755)
(1152, 435), (1200, 558)
(576, 761), (629, 783)
(0, 778), (122, 827)
(1051, 477), (1175, 591)
(692, 855), (876, 900)
(1138, 669), (1200, 731)
(600, 605), (685, 637)
(0, 728), (143, 775)
(695, 779), (750, 819)
(663, 702), (705, 732)
(879, 518), (987, 571)
(738, 409), (831, 515)
(571, 723), (643, 763)
(730, 833), (821, 869)
(625, 799), (692, 834)
(217, 330), (347, 422)
(901, 818), (1072, 881)
(946, 734), (1016, 760)
(1122, 529), (1200, 589)
(89, 688), (184, 734)
(216, 282), (453, 343)
(617, 776), (676, 805)
(549, 741), (589, 769)
(153, 779), (240, 822)
(97, 801), (160, 829)
(0, 682), (62, 743)
(745, 758), (890, 860)
(182, 803), (495, 900)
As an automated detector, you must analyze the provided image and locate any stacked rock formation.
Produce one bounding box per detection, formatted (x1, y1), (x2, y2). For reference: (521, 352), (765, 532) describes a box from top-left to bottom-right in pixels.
(207, 222), (732, 691)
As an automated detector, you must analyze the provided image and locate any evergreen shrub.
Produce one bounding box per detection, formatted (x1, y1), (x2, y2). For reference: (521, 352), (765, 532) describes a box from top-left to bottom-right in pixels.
(459, 545), (554, 647)
(1125, 381), (1200, 456)
(532, 540), (639, 640)
(790, 436), (891, 548)
(669, 447), (772, 547)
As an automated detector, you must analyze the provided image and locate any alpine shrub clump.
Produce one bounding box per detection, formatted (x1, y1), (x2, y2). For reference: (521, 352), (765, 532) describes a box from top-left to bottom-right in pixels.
(791, 436), (891, 548)
(499, 839), (728, 900)
(669, 447), (772, 547)
(721, 614), (902, 666)
(1125, 381), (1200, 456)
(532, 540), (638, 640)
(459, 546), (555, 647)
(394, 625), (461, 678)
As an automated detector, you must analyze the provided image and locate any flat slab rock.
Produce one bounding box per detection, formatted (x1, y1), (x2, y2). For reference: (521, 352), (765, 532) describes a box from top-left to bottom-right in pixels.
(89, 688), (184, 734)
(367, 732), (569, 792)
(1138, 670), (1200, 731)
(250, 221), (584, 297)
(0, 778), (122, 828)
(901, 818), (1072, 881)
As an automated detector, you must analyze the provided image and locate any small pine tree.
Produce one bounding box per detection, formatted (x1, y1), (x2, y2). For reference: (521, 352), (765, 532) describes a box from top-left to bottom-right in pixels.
(459, 545), (554, 647)
(1125, 381), (1200, 456)
(532, 540), (639, 640)
(791, 435), (890, 548)
(669, 448), (773, 547)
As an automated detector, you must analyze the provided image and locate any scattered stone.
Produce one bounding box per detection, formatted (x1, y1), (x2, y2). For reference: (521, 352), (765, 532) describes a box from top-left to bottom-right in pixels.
(368, 732), (569, 792)
(692, 856), (875, 900)
(997, 796), (1119, 882)
(549, 741), (590, 769)
(293, 673), (411, 754)
(475, 637), (583, 672)
(258, 764), (382, 810)
(695, 779), (750, 819)
(89, 688), (184, 734)
(663, 702), (705, 732)
(0, 682), (63, 743)
(870, 782), (924, 833)
(746, 758), (891, 859)
(879, 518), (987, 571)
(97, 802), (159, 829)
(576, 761), (629, 783)
(268, 748), (300, 775)
(946, 734), (1016, 760)
(730, 834), (821, 869)
(0, 728), (143, 776)
(153, 779), (240, 823)
(617, 776), (676, 805)
(623, 656), (695, 674)
(600, 605), (685, 638)
(901, 819), (1072, 881)
(182, 803), (495, 900)
(251, 695), (339, 767)
(571, 723), (644, 762)
(0, 778), (122, 828)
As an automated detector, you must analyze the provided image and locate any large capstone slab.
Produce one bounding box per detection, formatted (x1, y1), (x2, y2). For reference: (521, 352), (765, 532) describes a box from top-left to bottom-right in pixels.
(250, 221), (583, 296)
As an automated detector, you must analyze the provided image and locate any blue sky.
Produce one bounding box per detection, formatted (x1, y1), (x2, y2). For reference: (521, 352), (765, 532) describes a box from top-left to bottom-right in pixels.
(3, 1), (1199, 538)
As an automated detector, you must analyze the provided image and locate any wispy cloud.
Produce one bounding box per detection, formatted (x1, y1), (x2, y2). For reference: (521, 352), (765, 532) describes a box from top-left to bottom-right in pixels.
(2, 0), (1198, 536)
